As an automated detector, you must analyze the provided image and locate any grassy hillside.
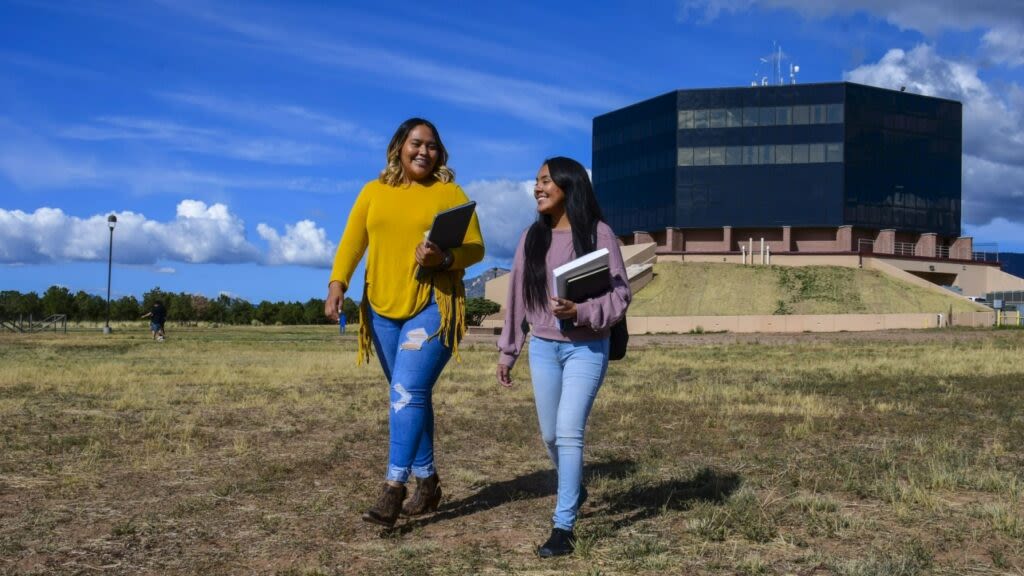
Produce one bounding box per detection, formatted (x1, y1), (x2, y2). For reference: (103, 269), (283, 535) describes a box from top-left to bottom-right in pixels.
(630, 262), (987, 316)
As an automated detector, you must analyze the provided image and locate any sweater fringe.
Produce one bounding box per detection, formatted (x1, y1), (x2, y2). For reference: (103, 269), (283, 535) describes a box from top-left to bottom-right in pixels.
(355, 271), (466, 365)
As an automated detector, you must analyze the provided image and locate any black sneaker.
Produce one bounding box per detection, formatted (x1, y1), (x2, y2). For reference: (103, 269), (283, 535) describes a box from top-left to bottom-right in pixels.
(538, 528), (575, 558)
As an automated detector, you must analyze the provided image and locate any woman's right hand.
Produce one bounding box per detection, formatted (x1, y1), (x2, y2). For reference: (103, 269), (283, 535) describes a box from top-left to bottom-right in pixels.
(325, 281), (345, 322)
(496, 364), (513, 388)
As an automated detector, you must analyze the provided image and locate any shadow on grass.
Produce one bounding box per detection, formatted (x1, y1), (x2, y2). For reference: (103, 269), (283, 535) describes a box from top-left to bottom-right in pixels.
(590, 467), (742, 531)
(395, 459), (639, 533)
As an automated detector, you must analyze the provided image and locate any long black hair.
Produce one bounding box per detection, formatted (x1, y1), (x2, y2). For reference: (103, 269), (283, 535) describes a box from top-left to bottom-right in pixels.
(523, 156), (605, 312)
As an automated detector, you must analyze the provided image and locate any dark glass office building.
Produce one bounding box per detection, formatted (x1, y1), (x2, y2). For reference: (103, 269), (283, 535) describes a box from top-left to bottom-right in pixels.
(593, 82), (962, 249)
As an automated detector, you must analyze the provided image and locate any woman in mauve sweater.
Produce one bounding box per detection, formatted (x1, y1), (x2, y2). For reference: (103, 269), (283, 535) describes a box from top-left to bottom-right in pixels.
(496, 156), (630, 557)
(325, 118), (485, 527)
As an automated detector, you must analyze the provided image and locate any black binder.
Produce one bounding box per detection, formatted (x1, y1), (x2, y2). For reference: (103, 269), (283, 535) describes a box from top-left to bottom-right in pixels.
(415, 201), (476, 280)
(565, 265), (611, 302)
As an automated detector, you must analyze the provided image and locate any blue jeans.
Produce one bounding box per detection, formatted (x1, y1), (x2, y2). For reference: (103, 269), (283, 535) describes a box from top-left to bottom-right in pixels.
(370, 297), (452, 483)
(528, 334), (609, 531)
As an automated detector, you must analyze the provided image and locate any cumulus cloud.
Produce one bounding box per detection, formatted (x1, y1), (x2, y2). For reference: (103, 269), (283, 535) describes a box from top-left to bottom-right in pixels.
(963, 217), (1024, 253)
(845, 45), (1024, 224)
(463, 178), (537, 261)
(0, 200), (335, 267)
(678, 1), (1024, 66)
(257, 220), (335, 267)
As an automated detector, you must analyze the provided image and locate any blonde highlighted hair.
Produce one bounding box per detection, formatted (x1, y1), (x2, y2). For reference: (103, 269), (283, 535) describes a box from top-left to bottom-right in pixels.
(379, 118), (455, 186)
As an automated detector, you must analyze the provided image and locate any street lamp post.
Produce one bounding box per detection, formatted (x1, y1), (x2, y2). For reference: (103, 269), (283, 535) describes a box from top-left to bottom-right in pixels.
(103, 214), (117, 334)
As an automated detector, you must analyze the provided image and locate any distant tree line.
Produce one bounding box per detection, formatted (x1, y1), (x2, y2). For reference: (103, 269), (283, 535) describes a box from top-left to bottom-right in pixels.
(1, 287), (502, 327)
(0, 287), (359, 326)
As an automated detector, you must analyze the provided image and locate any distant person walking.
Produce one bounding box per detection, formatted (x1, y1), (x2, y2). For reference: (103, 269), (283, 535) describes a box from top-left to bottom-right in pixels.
(338, 312), (346, 335)
(325, 118), (485, 527)
(140, 301), (167, 341)
(496, 157), (630, 557)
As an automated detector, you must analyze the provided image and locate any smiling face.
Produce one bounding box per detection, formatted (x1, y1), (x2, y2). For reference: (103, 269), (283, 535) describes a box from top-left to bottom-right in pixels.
(399, 124), (440, 183)
(534, 163), (566, 216)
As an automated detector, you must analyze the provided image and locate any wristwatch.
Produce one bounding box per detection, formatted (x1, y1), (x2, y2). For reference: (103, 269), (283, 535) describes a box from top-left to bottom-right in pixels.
(439, 250), (454, 270)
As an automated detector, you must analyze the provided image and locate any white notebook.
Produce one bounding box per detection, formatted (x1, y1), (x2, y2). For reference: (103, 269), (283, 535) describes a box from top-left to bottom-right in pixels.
(552, 248), (609, 300)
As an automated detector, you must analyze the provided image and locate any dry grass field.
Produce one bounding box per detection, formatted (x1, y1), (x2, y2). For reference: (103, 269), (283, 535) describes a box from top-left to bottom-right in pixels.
(2, 325), (1023, 575)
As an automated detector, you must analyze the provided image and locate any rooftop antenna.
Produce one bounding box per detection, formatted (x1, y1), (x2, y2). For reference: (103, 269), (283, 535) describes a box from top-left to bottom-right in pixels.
(755, 42), (799, 86)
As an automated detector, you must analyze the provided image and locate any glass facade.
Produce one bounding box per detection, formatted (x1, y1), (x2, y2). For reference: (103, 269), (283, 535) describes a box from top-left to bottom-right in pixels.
(593, 82), (962, 237)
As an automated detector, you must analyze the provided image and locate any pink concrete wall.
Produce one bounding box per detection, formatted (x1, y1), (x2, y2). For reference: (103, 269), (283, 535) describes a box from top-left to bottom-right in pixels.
(732, 229), (785, 252)
(684, 229), (726, 252)
(916, 233), (937, 257)
(626, 312), (979, 335)
(874, 230), (895, 254)
(950, 237), (973, 260)
(792, 228), (839, 252)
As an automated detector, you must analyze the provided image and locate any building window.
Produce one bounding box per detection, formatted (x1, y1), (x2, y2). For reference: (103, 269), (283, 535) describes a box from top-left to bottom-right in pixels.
(811, 104), (827, 124)
(725, 146), (742, 165)
(678, 109), (694, 130)
(776, 144), (792, 164)
(792, 144), (809, 163)
(759, 144), (775, 164)
(709, 147), (726, 165)
(809, 143), (825, 163)
(694, 109), (709, 129)
(678, 147), (693, 166)
(678, 102), (846, 130)
(742, 145), (759, 165)
(726, 108), (742, 127)
(743, 107), (759, 127)
(826, 142), (844, 162)
(792, 105), (810, 125)
(709, 109), (726, 128)
(827, 104), (844, 123)
(694, 147), (710, 166)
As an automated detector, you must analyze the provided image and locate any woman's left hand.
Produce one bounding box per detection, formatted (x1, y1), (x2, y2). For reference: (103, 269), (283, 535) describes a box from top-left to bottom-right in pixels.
(415, 240), (444, 267)
(550, 297), (577, 320)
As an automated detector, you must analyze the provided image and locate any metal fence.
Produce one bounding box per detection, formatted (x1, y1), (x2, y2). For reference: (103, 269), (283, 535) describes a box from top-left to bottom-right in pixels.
(997, 310), (1024, 327)
(894, 241), (916, 257)
(0, 315), (67, 333)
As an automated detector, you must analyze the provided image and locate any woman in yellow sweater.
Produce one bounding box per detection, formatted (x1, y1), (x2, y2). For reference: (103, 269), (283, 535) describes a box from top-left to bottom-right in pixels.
(325, 118), (484, 527)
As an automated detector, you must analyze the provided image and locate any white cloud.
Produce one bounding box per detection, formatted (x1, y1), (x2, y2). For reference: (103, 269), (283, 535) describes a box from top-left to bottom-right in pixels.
(257, 220), (335, 267)
(463, 178), (537, 261)
(0, 200), (258, 265)
(678, 0), (1024, 67)
(845, 45), (1024, 224)
(0, 200), (336, 267)
(962, 217), (1024, 253)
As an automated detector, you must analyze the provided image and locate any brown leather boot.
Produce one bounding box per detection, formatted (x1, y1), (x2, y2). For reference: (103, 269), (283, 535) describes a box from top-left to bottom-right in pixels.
(361, 482), (407, 527)
(402, 473), (442, 516)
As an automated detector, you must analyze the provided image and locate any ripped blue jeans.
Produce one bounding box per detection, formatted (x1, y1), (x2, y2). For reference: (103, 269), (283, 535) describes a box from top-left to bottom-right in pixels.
(370, 296), (452, 483)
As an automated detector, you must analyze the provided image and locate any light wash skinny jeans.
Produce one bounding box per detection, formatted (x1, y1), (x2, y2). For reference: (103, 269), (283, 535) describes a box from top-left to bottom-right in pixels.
(528, 334), (609, 531)
(370, 294), (452, 483)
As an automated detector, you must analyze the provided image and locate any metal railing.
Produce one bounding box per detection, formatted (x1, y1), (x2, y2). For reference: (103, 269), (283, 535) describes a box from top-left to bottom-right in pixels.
(857, 239), (874, 253)
(997, 310), (1024, 328)
(0, 315), (68, 333)
(893, 241), (916, 257)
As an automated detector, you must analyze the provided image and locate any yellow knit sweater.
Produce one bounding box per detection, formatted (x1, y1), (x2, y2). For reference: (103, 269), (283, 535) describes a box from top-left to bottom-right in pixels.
(329, 178), (485, 362)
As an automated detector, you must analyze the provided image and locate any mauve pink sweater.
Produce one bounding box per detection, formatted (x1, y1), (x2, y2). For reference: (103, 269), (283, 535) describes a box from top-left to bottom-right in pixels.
(497, 222), (631, 369)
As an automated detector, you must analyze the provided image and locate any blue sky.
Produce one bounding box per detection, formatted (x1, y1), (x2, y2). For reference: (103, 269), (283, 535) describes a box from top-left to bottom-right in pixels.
(2, 0), (1023, 302)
